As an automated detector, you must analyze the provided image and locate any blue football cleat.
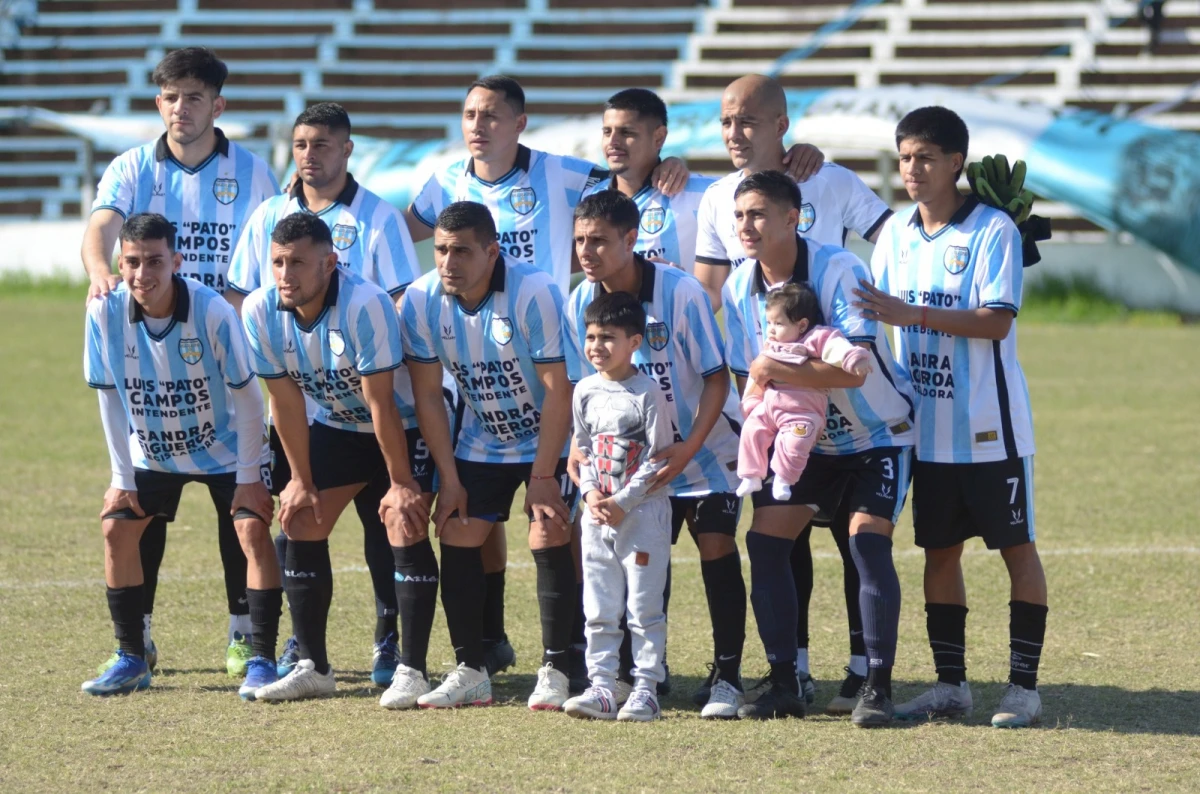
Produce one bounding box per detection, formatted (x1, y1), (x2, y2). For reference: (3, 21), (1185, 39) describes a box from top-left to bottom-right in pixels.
(82, 650), (151, 696)
(239, 656), (278, 701)
(276, 636), (300, 680)
(371, 632), (401, 687)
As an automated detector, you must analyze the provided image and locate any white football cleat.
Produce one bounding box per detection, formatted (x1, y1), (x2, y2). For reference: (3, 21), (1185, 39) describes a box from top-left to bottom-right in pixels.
(992, 683), (1041, 728)
(379, 664), (430, 710)
(416, 663), (492, 709)
(700, 678), (745, 720)
(527, 663), (570, 711)
(254, 658), (336, 702)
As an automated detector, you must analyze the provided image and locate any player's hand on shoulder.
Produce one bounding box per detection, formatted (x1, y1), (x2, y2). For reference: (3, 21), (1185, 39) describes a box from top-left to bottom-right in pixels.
(651, 157), (689, 197)
(87, 273), (121, 303)
(432, 476), (469, 538)
(279, 478), (322, 530)
(783, 143), (825, 182)
(101, 488), (144, 519)
(379, 479), (429, 540)
(232, 481), (275, 525)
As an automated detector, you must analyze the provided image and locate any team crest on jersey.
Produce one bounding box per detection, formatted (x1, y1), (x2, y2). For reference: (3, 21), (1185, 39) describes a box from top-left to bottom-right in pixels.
(212, 178), (239, 205)
(490, 316), (514, 346)
(328, 329), (346, 357)
(645, 322), (669, 351)
(178, 337), (204, 365)
(331, 224), (357, 250)
(509, 187), (537, 215)
(790, 424), (810, 438)
(640, 207), (666, 235)
(798, 203), (816, 232)
(944, 245), (970, 274)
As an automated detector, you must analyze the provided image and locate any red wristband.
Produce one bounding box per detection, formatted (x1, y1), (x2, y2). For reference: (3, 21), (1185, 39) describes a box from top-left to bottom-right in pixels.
(920, 305), (929, 330)
(530, 474), (558, 481)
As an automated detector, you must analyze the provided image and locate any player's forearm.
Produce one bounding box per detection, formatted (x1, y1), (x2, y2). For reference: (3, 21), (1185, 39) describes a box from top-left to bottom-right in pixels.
(266, 381), (313, 484)
(403, 208), (434, 242)
(531, 390), (572, 476)
(760, 357), (864, 389)
(82, 212), (122, 279)
(230, 384), (266, 485)
(366, 389), (415, 485)
(688, 369), (730, 454)
(98, 389), (136, 490)
(924, 306), (1014, 341)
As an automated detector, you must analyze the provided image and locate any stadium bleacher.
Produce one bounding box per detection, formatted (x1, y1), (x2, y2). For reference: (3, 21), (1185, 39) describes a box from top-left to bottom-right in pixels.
(1, 0), (1197, 227)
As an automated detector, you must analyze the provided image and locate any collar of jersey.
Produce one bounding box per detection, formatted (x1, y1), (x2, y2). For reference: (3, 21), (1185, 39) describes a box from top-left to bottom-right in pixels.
(908, 195), (979, 241)
(608, 161), (659, 200)
(456, 255), (508, 316)
(278, 268), (341, 331)
(750, 236), (810, 295)
(291, 173), (359, 215)
(465, 145), (532, 187)
(597, 253), (656, 303)
(129, 275), (191, 338)
(154, 128), (230, 174)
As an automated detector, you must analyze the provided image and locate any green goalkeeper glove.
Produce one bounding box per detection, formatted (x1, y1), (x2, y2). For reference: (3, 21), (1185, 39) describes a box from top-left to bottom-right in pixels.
(966, 155), (1051, 266)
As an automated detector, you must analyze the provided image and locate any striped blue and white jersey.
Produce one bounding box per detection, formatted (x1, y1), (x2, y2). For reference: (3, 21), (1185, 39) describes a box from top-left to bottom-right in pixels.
(582, 172), (715, 274)
(92, 129), (279, 293)
(226, 175), (419, 297)
(84, 276), (256, 475)
(696, 163), (892, 269)
(242, 269), (414, 433)
(871, 198), (1034, 464)
(409, 145), (607, 294)
(723, 238), (915, 455)
(565, 258), (741, 496)
(400, 257), (566, 464)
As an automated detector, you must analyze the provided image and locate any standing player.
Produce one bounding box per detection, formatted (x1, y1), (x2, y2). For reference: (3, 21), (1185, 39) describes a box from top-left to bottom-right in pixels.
(564, 192), (748, 719)
(241, 213), (429, 702)
(226, 102), (427, 687)
(400, 202), (578, 711)
(722, 172), (914, 725)
(81, 213), (281, 699)
(855, 106), (1048, 728)
(694, 74), (894, 706)
(81, 47), (280, 678)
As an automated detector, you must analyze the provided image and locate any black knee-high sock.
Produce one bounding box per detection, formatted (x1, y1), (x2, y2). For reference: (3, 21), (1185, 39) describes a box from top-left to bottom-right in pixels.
(830, 511), (866, 662)
(355, 482), (398, 643)
(484, 570), (508, 645)
(439, 544), (486, 671)
(139, 518), (168, 617)
(790, 524), (813, 653)
(246, 587), (283, 661)
(393, 540), (439, 675)
(215, 505), (249, 619)
(284, 539), (333, 674)
(532, 545), (576, 672)
(1009, 601), (1048, 690)
(107, 585), (146, 658)
(926, 603), (968, 685)
(746, 531), (799, 692)
(849, 533), (901, 698)
(701, 550), (746, 684)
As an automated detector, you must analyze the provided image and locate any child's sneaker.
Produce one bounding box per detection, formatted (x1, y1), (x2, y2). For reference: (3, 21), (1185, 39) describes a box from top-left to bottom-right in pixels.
(617, 688), (661, 722)
(563, 685), (619, 720)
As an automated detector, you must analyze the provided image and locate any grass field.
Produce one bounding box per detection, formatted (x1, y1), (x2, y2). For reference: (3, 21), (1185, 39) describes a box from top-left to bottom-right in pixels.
(2, 288), (1198, 793)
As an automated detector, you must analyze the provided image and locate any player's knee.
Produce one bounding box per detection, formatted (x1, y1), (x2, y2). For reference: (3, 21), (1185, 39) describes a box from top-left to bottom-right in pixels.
(849, 514), (893, 538)
(234, 519), (272, 553)
(101, 519), (139, 550)
(696, 532), (735, 560)
(999, 541), (1043, 573)
(924, 543), (964, 573)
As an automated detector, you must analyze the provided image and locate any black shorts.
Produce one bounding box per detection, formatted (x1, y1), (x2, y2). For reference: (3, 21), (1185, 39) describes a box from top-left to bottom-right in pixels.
(454, 457), (577, 523)
(103, 469), (265, 524)
(912, 456), (1036, 550)
(751, 446), (911, 526)
(307, 421), (438, 494)
(669, 493), (741, 544)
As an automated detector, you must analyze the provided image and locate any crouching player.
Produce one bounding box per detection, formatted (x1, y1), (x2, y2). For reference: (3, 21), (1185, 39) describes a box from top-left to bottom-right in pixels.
(82, 213), (280, 698)
(563, 292), (673, 722)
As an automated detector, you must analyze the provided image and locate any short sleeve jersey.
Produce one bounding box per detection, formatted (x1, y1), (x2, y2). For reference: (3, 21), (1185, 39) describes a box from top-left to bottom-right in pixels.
(565, 258), (741, 496)
(722, 239), (915, 455)
(400, 257), (566, 465)
(227, 174), (419, 297)
(695, 163), (892, 269)
(871, 197), (1034, 464)
(409, 145), (606, 294)
(84, 276), (256, 475)
(92, 130), (280, 293)
(242, 269), (413, 432)
(581, 172), (716, 274)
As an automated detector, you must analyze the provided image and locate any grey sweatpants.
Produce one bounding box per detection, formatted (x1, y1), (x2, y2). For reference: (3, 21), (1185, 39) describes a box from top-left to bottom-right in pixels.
(581, 497), (671, 690)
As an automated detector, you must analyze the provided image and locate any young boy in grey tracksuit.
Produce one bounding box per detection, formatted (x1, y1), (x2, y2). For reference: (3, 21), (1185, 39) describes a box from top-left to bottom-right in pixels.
(564, 291), (673, 722)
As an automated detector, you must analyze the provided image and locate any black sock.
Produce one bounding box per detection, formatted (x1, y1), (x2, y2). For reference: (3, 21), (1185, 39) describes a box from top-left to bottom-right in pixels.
(926, 603), (969, 685)
(701, 551), (745, 685)
(866, 665), (892, 697)
(570, 580), (586, 648)
(830, 511), (866, 661)
(769, 661), (800, 695)
(747, 531), (798, 669)
(439, 544), (486, 671)
(284, 539), (333, 674)
(215, 503), (249, 619)
(1009, 600), (1048, 690)
(790, 525), (813, 651)
(532, 545), (576, 671)
(393, 540), (439, 675)
(107, 585), (146, 658)
(484, 570), (508, 645)
(849, 533), (901, 680)
(139, 517), (168, 617)
(246, 587), (283, 660)
(355, 482), (398, 643)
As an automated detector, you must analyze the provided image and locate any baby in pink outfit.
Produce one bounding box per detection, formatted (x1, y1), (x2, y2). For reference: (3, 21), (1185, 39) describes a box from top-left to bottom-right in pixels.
(737, 283), (872, 501)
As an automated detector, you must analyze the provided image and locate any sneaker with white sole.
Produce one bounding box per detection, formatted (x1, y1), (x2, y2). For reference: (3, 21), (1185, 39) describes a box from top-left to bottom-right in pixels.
(992, 684), (1041, 728)
(563, 685), (619, 720)
(618, 687), (661, 722)
(254, 658), (336, 702)
(894, 681), (973, 721)
(379, 664), (430, 710)
(700, 678), (745, 720)
(528, 663), (570, 711)
(417, 664), (491, 709)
